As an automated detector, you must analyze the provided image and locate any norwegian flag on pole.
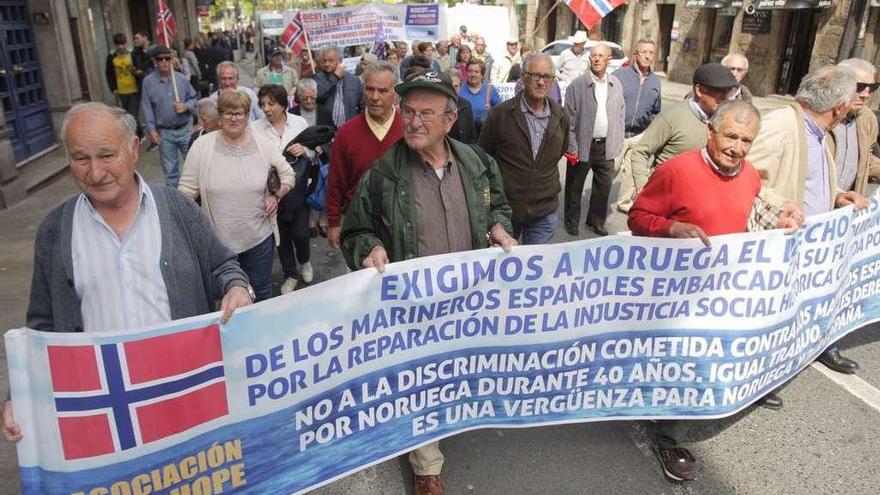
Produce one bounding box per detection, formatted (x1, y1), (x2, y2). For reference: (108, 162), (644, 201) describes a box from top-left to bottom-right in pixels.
(281, 11), (309, 54)
(155, 0), (177, 47)
(565, 0), (626, 30)
(48, 324), (228, 460)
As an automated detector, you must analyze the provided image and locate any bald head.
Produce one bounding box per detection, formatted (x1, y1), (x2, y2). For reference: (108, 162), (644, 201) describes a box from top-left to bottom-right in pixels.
(721, 53), (749, 83)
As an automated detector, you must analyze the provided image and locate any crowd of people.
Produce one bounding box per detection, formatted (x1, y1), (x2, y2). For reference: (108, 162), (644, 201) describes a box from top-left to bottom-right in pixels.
(5, 23), (880, 495)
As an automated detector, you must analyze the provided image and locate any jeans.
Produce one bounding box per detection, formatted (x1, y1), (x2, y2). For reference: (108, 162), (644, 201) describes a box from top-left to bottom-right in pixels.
(513, 211), (558, 245)
(237, 235), (274, 302)
(564, 139), (615, 230)
(278, 206), (311, 278)
(158, 126), (191, 188)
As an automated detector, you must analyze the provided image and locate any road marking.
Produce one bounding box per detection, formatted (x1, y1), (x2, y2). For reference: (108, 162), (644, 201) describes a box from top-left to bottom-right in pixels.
(811, 362), (880, 412)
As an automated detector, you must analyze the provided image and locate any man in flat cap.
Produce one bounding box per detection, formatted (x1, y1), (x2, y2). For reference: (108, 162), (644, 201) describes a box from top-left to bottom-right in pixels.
(140, 44), (198, 188)
(627, 63), (739, 203)
(341, 70), (516, 495)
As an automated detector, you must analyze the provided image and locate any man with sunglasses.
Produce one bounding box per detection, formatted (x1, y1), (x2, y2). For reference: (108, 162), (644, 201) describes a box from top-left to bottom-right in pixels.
(816, 58), (880, 375)
(341, 70), (516, 495)
(479, 53), (570, 244)
(749, 65), (871, 374)
(140, 45), (198, 188)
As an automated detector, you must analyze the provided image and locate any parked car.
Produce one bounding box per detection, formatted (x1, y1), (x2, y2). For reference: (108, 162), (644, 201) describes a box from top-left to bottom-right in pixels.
(541, 40), (630, 73)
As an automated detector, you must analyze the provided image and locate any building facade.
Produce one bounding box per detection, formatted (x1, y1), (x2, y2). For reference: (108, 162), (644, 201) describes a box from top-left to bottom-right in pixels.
(0, 0), (199, 208)
(533, 0), (879, 97)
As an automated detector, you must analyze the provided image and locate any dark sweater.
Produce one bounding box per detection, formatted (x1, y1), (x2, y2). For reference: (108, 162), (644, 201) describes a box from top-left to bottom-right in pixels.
(326, 112), (404, 227)
(27, 184), (249, 333)
(478, 96), (570, 224)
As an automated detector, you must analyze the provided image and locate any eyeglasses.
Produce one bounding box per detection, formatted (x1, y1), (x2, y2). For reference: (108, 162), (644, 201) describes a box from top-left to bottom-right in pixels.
(298, 95), (316, 101)
(222, 111), (247, 120)
(856, 82), (880, 93)
(525, 71), (555, 82)
(400, 107), (450, 123)
(155, 56), (172, 62)
(726, 66), (747, 73)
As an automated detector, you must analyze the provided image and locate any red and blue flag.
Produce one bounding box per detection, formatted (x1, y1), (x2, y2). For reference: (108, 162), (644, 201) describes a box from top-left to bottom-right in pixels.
(565, 0), (626, 30)
(48, 324), (228, 460)
(281, 11), (309, 55)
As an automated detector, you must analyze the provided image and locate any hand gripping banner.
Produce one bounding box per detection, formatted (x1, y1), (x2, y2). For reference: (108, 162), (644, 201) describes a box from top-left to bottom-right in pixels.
(7, 193), (880, 494)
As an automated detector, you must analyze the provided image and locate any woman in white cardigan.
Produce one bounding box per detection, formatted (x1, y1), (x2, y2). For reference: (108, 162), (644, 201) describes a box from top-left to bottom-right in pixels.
(179, 90), (294, 302)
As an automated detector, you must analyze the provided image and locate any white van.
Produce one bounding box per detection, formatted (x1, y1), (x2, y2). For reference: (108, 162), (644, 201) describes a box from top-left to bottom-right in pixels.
(255, 12), (285, 66)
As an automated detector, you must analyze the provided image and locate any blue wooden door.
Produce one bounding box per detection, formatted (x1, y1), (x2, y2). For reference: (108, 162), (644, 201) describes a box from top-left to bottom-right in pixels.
(0, 1), (54, 162)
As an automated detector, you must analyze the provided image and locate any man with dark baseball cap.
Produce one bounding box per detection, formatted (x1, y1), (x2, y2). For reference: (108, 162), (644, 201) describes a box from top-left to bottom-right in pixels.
(628, 62), (738, 199)
(340, 69), (516, 495)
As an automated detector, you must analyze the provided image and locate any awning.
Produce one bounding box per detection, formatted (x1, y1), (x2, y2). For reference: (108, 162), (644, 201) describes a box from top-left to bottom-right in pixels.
(685, 0), (731, 8)
(755, 0), (832, 9)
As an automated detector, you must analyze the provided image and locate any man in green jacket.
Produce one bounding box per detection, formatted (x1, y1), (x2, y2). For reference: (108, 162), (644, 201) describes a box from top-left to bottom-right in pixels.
(340, 70), (516, 495)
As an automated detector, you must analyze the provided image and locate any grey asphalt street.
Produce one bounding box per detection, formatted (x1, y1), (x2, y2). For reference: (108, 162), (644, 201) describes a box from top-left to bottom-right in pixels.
(1, 59), (879, 494)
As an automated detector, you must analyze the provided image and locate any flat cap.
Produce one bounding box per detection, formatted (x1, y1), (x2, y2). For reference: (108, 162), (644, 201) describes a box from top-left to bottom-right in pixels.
(693, 63), (738, 89)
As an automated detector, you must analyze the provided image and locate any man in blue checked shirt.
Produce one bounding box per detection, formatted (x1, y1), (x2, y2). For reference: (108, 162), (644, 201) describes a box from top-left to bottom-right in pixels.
(140, 45), (198, 188)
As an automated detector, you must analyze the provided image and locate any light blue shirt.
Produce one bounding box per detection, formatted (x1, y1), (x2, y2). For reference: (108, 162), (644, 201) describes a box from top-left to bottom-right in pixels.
(140, 70), (197, 133)
(803, 114), (832, 216)
(72, 174), (171, 332)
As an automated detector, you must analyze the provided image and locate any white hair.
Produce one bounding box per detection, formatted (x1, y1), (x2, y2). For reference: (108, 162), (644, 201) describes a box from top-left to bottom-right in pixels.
(838, 58), (876, 77)
(61, 102), (137, 153)
(721, 53), (749, 70)
(795, 65), (856, 112)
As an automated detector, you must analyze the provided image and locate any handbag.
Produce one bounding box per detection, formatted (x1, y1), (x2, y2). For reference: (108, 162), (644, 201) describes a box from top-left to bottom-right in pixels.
(267, 166), (281, 195)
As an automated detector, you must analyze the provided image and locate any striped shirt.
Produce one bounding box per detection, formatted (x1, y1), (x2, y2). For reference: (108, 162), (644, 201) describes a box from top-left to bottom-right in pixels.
(519, 94), (550, 159)
(71, 175), (171, 332)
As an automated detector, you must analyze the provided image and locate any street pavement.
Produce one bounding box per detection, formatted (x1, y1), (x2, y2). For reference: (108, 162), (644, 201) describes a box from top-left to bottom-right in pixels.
(1, 57), (879, 494)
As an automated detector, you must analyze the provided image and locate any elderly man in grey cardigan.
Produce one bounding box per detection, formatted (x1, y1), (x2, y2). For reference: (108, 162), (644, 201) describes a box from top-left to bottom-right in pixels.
(2, 102), (253, 443)
(563, 42), (626, 237)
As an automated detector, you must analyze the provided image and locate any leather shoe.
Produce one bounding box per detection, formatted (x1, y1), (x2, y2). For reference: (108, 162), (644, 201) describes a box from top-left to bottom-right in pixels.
(817, 348), (859, 374)
(758, 392), (783, 410)
(414, 474), (444, 495)
(588, 223), (608, 236)
(655, 443), (697, 482)
(565, 224), (579, 236)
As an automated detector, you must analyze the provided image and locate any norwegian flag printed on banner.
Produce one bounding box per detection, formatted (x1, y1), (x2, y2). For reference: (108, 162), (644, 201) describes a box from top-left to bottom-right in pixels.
(281, 11), (309, 54)
(48, 324), (228, 460)
(155, 0), (177, 47)
(565, 0), (626, 30)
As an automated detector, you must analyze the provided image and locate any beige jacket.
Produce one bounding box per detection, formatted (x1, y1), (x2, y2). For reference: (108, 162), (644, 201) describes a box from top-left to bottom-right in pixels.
(178, 130), (294, 225)
(827, 107), (880, 195)
(748, 101), (841, 210)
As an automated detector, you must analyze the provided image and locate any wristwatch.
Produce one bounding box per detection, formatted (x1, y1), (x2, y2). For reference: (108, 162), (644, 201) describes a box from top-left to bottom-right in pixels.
(229, 281), (256, 302)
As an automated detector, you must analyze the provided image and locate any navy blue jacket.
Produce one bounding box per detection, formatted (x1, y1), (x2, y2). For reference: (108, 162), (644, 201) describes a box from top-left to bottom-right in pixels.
(613, 65), (662, 135)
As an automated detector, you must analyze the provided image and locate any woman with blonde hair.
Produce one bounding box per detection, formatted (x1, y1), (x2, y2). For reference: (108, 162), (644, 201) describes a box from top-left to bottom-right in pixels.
(179, 90), (294, 301)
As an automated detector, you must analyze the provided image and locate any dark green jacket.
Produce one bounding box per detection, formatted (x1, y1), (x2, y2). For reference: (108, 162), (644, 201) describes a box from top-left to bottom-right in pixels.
(341, 139), (514, 270)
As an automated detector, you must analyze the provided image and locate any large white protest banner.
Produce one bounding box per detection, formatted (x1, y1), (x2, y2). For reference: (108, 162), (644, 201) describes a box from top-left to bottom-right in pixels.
(7, 194), (880, 494)
(286, 3), (446, 50)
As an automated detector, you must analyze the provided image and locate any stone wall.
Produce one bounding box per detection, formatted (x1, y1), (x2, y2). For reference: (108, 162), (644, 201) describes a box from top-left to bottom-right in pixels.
(810, 0), (851, 70)
(666, 5), (713, 83)
(729, 10), (789, 96)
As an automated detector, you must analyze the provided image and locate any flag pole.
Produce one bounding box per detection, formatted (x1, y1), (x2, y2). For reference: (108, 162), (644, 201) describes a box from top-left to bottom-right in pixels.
(301, 10), (314, 69)
(160, 1), (180, 102)
(534, 0), (564, 43)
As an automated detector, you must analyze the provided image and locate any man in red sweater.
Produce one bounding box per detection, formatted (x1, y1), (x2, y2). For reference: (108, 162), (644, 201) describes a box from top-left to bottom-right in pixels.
(326, 61), (404, 248)
(628, 100), (802, 483)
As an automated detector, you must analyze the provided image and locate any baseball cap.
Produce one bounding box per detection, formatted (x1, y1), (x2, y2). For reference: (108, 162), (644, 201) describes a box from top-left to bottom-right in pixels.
(395, 70), (458, 102)
(693, 63), (738, 89)
(268, 46), (284, 57)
